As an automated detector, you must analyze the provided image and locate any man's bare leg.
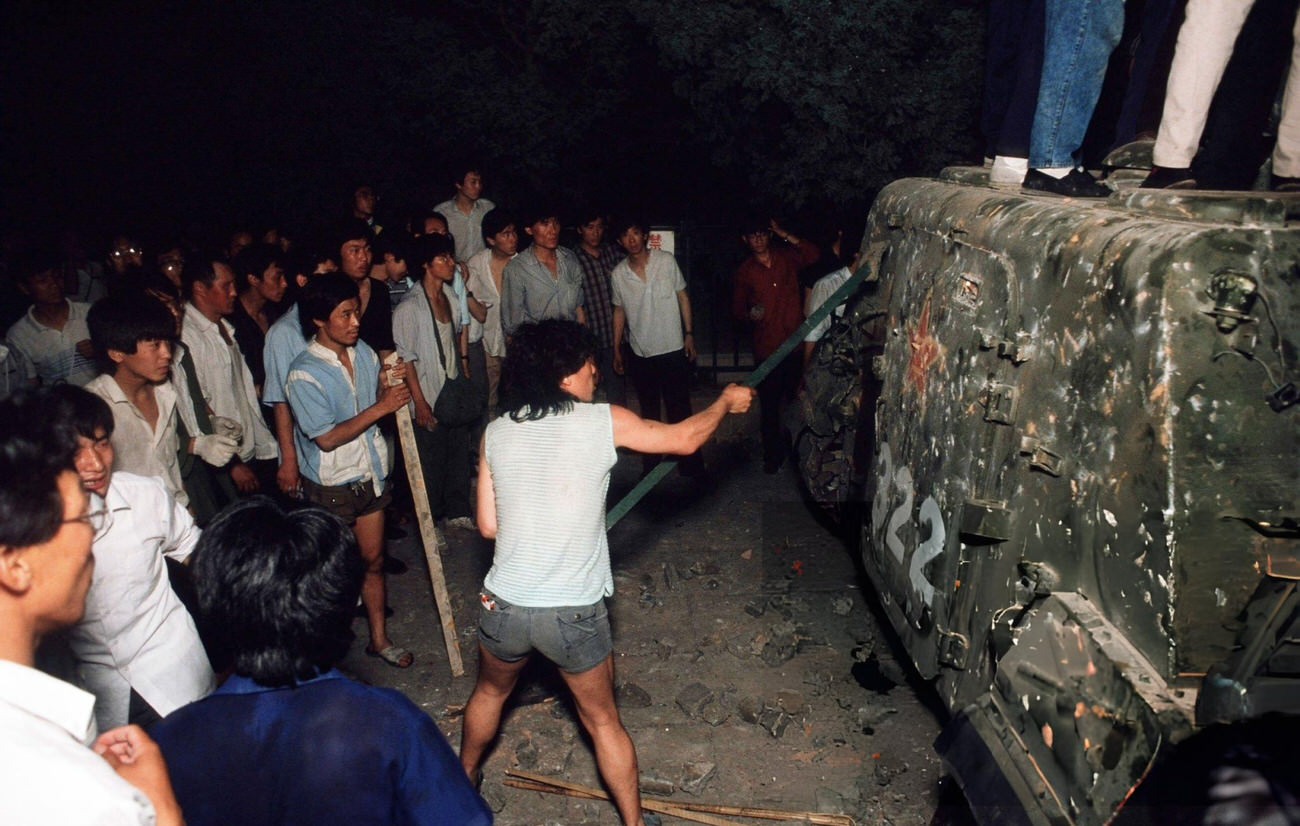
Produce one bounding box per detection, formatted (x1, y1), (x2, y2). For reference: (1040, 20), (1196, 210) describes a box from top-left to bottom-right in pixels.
(461, 644), (530, 781)
(352, 509), (395, 655)
(559, 656), (647, 826)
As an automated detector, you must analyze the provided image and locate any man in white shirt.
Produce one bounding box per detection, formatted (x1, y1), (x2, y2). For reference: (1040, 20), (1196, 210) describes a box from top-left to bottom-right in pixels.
(464, 210), (518, 413)
(55, 385), (215, 730)
(5, 251), (96, 388)
(0, 389), (182, 826)
(181, 258), (278, 493)
(434, 165), (496, 262)
(86, 293), (239, 511)
(609, 218), (703, 477)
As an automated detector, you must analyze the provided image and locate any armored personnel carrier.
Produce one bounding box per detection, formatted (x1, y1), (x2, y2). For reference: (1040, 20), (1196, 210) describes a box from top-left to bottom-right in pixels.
(797, 168), (1300, 825)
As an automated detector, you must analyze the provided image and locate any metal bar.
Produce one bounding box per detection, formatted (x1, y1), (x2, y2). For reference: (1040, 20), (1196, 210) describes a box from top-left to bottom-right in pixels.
(606, 263), (873, 530)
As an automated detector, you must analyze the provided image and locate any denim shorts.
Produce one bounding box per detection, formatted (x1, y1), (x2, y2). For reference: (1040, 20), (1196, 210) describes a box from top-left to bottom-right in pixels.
(476, 591), (612, 674)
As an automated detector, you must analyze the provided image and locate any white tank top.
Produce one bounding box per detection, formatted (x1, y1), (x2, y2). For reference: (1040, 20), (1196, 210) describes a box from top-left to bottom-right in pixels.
(482, 403), (618, 606)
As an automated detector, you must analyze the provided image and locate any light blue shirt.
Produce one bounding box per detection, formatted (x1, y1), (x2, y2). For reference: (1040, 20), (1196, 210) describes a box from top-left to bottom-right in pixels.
(261, 304), (307, 406)
(285, 340), (390, 493)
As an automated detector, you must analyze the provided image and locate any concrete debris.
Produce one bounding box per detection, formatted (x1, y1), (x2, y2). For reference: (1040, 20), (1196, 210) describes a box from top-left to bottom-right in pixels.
(698, 695), (731, 726)
(736, 694), (763, 724)
(758, 707), (795, 738)
(724, 633), (751, 659)
(679, 761), (718, 796)
(830, 595), (854, 616)
(743, 599), (766, 618)
(760, 621), (807, 666)
(662, 562), (681, 592)
(674, 682), (715, 718)
(873, 755), (908, 787)
(774, 689), (804, 715)
(856, 703), (898, 733)
(688, 561), (720, 577)
(616, 681), (653, 708)
(766, 594), (810, 620)
(514, 738), (539, 769)
(850, 644), (874, 663)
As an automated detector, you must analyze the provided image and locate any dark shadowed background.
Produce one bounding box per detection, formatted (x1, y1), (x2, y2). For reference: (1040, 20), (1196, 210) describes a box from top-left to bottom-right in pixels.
(2, 0), (984, 240)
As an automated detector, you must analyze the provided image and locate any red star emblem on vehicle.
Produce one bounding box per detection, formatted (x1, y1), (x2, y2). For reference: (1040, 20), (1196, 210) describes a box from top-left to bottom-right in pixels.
(906, 292), (942, 399)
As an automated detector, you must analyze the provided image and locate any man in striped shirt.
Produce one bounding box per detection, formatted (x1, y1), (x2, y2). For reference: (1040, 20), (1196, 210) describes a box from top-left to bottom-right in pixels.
(459, 320), (753, 826)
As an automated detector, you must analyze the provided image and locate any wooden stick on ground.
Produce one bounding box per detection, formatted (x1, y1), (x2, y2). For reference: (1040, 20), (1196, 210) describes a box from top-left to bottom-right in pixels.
(504, 769), (857, 826)
(386, 354), (463, 676)
(504, 776), (736, 826)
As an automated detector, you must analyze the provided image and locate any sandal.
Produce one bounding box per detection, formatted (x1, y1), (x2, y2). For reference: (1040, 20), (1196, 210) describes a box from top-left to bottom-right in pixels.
(365, 644), (414, 668)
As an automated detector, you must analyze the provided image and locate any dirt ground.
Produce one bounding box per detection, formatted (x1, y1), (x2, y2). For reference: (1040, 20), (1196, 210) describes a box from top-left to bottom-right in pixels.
(341, 385), (958, 825)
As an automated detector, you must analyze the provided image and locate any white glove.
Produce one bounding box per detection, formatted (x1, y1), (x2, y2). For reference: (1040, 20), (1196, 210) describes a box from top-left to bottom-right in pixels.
(192, 433), (239, 466)
(210, 415), (244, 442)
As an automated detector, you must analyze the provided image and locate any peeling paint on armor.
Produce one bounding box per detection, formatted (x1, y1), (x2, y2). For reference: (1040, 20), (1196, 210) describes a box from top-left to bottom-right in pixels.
(795, 168), (1300, 826)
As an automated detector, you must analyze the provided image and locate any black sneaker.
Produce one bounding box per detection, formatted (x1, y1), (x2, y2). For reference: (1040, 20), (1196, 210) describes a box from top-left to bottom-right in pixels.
(1140, 166), (1197, 189)
(1023, 168), (1112, 197)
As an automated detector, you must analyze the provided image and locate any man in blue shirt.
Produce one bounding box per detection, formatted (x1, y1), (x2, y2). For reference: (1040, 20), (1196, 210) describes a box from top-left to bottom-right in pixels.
(152, 497), (490, 825)
(284, 273), (413, 668)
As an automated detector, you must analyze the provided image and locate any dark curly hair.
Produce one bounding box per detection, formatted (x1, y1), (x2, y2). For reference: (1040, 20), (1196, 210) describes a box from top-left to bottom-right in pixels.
(498, 319), (597, 422)
(191, 497), (364, 687)
(0, 390), (80, 549)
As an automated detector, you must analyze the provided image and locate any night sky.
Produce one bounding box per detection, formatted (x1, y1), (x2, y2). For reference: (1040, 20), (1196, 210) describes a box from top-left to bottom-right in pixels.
(3, 1), (985, 247)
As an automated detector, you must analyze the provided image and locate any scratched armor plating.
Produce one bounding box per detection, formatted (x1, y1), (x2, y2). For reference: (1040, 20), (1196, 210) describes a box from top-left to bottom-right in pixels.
(797, 168), (1300, 826)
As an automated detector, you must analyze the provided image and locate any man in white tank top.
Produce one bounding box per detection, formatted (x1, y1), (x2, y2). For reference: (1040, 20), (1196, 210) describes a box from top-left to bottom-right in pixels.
(459, 320), (753, 826)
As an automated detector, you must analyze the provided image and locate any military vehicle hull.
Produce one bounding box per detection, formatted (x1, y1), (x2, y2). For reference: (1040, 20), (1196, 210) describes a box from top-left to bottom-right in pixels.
(798, 169), (1300, 825)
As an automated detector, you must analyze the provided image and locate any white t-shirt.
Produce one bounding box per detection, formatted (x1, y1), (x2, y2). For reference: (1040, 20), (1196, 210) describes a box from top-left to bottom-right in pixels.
(181, 304), (277, 462)
(68, 473), (215, 730)
(483, 403), (618, 606)
(4, 299), (96, 386)
(0, 660), (156, 825)
(85, 374), (189, 508)
(610, 249), (688, 358)
(804, 266), (853, 343)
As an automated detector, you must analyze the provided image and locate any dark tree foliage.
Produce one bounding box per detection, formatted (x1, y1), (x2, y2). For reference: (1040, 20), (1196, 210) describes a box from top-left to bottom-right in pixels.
(625, 0), (986, 208)
(2, 0), (985, 234)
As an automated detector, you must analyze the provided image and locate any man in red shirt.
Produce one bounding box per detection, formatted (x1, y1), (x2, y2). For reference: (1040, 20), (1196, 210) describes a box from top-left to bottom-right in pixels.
(732, 215), (818, 473)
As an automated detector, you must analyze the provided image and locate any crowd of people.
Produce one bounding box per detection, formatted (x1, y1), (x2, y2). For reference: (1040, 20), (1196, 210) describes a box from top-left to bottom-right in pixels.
(0, 162), (869, 824)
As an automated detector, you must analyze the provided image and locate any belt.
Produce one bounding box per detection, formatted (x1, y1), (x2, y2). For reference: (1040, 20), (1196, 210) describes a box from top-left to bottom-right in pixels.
(303, 477), (373, 497)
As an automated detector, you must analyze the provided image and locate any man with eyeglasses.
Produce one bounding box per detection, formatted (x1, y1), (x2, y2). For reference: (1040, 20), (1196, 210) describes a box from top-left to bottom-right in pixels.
(52, 385), (215, 731)
(0, 389), (184, 826)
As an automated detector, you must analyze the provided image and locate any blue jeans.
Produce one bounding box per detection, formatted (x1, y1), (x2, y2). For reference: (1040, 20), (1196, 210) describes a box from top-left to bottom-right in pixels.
(1029, 0), (1125, 169)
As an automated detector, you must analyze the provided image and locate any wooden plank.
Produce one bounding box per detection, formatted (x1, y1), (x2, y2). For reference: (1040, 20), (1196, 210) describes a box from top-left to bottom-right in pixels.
(386, 355), (464, 676)
(503, 776), (737, 826)
(505, 769), (857, 825)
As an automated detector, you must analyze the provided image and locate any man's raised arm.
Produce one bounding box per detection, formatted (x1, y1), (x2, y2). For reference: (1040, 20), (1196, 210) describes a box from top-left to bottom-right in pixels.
(611, 384), (754, 456)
